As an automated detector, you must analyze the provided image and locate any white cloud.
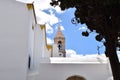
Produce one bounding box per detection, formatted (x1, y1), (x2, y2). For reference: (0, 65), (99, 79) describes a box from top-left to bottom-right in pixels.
(66, 49), (83, 57)
(78, 24), (87, 31)
(47, 37), (53, 44)
(46, 23), (54, 34)
(79, 26), (87, 31)
(36, 9), (60, 25)
(54, 6), (64, 14)
(66, 49), (76, 57)
(34, 0), (64, 13)
(49, 14), (60, 25)
(34, 0), (62, 33)
(35, 0), (51, 10)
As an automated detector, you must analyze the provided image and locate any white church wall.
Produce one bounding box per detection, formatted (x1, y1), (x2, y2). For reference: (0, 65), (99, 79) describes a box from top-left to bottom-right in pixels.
(0, 0), (29, 80)
(52, 44), (59, 57)
(33, 24), (43, 71)
(27, 4), (36, 70)
(42, 26), (50, 58)
(27, 24), (51, 79)
(35, 63), (110, 80)
(44, 46), (51, 57)
(32, 24), (50, 70)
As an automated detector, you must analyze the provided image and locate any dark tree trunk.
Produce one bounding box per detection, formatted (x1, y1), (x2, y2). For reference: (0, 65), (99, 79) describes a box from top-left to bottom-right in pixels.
(105, 34), (120, 80)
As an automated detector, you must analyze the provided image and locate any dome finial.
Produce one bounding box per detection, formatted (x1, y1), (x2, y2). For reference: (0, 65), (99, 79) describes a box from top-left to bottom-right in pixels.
(58, 26), (61, 31)
(54, 26), (65, 38)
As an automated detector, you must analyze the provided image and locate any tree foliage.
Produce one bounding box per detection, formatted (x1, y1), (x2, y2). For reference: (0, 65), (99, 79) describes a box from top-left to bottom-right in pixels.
(50, 0), (120, 43)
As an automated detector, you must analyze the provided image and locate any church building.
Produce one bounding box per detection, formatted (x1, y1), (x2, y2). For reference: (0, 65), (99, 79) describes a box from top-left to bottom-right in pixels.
(0, 0), (113, 80)
(52, 27), (66, 57)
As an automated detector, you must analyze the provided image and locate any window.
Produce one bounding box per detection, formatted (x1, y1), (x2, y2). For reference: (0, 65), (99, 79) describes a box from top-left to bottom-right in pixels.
(58, 41), (62, 50)
(28, 56), (31, 69)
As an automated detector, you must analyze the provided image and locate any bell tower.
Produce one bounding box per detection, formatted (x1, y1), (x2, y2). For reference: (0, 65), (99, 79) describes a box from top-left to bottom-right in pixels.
(52, 27), (66, 57)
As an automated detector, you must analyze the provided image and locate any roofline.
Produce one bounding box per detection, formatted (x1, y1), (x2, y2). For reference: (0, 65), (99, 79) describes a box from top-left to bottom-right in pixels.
(26, 3), (37, 24)
(16, 0), (34, 4)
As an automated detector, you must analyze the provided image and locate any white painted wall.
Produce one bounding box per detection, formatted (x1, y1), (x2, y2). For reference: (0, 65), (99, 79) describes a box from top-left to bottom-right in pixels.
(32, 24), (50, 71)
(42, 27), (50, 58)
(27, 57), (112, 80)
(52, 44), (60, 57)
(0, 0), (29, 80)
(45, 47), (51, 57)
(27, 4), (36, 70)
(36, 63), (111, 80)
(33, 24), (43, 70)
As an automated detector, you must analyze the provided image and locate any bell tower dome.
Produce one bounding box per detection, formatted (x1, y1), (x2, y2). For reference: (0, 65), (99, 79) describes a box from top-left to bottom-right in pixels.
(52, 27), (66, 57)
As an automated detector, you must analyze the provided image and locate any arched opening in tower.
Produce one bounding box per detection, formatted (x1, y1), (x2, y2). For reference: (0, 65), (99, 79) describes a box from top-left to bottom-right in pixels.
(58, 41), (62, 51)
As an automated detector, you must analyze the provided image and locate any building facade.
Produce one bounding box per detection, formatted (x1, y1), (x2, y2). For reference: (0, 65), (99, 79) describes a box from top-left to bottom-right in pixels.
(52, 27), (66, 57)
(0, 0), (113, 80)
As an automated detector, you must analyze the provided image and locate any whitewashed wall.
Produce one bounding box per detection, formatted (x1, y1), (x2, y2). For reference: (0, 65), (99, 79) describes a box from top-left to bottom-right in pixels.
(36, 63), (111, 80)
(0, 0), (29, 80)
(32, 24), (50, 71)
(52, 44), (60, 57)
(33, 24), (43, 71)
(27, 4), (35, 70)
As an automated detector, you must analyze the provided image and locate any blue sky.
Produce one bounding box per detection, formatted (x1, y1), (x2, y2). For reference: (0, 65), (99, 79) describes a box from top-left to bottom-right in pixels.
(46, 8), (105, 55)
(33, 0), (105, 55)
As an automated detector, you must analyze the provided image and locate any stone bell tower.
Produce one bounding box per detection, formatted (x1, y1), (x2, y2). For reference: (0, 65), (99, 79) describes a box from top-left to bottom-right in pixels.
(52, 27), (66, 57)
